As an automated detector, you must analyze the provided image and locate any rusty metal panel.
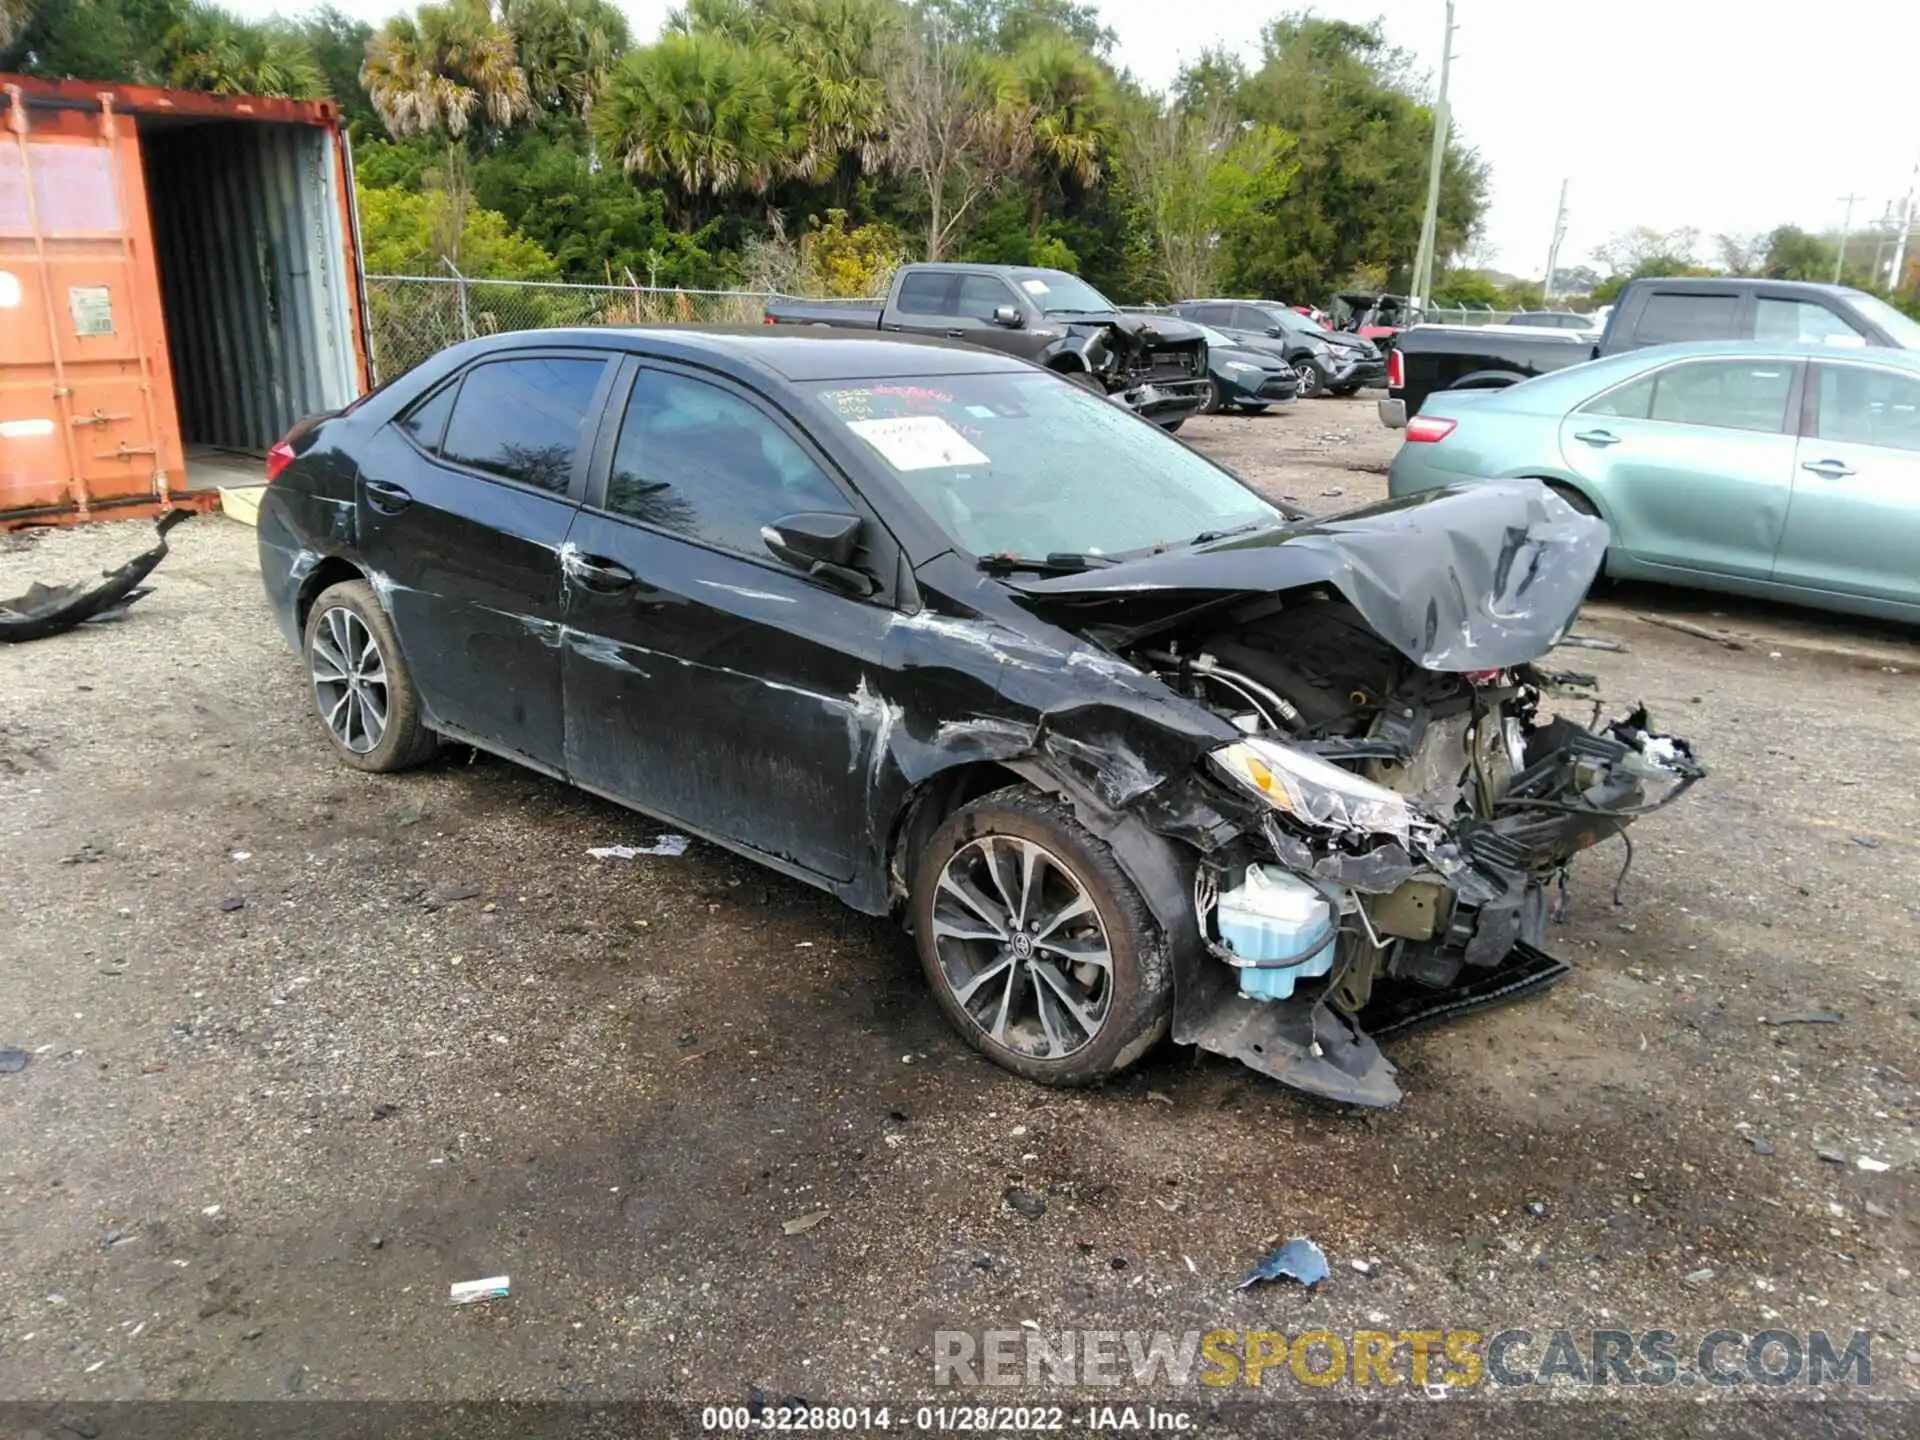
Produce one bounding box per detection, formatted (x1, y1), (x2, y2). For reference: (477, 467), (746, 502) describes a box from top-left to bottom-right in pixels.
(0, 90), (183, 524)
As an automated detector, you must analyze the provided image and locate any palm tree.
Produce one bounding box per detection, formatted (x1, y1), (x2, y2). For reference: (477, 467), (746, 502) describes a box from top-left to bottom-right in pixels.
(165, 4), (327, 99)
(361, 0), (531, 139)
(1003, 35), (1108, 235)
(755, 0), (895, 181)
(501, 0), (630, 120)
(591, 31), (792, 228)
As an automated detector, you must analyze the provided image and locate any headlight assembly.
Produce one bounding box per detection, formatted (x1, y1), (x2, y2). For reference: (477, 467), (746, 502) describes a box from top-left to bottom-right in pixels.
(1210, 737), (1413, 842)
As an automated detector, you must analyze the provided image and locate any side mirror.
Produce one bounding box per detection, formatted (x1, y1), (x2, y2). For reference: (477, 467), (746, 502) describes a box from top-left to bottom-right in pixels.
(991, 304), (1024, 329)
(761, 512), (874, 596)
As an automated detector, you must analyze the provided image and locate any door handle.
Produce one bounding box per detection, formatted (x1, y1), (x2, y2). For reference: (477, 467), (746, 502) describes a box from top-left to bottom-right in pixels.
(364, 480), (412, 513)
(1800, 459), (1856, 479)
(945, 328), (965, 338)
(563, 552), (635, 592)
(1573, 429), (1620, 448)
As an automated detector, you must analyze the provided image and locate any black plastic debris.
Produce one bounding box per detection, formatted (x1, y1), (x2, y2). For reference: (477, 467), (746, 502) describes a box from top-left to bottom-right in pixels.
(219, 895), (246, 913)
(1743, 1134), (1776, 1156)
(0, 510), (192, 644)
(1763, 1010), (1843, 1026)
(0, 1047), (29, 1074)
(1238, 1237), (1329, 1291)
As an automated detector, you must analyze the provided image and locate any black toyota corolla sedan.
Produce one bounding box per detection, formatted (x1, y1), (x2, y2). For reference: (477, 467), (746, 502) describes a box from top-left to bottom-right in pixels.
(258, 328), (1701, 1106)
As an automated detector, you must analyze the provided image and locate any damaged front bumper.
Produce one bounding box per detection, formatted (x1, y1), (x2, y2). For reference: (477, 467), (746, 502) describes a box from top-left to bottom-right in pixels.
(1111, 378), (1211, 425)
(1177, 703), (1704, 1107)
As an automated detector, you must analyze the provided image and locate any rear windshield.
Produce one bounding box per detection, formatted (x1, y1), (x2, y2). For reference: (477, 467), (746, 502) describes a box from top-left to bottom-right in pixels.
(806, 371), (1280, 559)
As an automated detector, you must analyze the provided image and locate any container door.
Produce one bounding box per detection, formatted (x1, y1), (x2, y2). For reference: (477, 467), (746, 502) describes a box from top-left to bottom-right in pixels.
(0, 97), (182, 522)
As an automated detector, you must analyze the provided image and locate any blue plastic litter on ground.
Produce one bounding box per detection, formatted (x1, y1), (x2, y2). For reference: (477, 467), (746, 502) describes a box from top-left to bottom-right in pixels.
(1237, 1237), (1330, 1290)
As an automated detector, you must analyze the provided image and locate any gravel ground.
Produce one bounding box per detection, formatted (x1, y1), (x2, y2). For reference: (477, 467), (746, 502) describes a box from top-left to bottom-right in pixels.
(2, 394), (1917, 1426)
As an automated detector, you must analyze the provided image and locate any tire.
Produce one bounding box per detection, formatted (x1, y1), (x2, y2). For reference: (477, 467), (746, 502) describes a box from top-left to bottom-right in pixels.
(1158, 417), (1186, 434)
(1201, 377), (1226, 414)
(912, 785), (1172, 1086)
(1294, 360), (1327, 398)
(1063, 369), (1106, 396)
(1330, 383), (1362, 397)
(302, 580), (439, 773)
(1236, 403), (1270, 415)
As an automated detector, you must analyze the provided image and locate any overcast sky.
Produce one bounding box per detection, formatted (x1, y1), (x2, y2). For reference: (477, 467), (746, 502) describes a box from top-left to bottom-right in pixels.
(245, 0), (1920, 276)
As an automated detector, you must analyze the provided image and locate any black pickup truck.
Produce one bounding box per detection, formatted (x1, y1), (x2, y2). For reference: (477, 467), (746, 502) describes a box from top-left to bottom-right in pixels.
(1380, 277), (1920, 427)
(765, 263), (1211, 428)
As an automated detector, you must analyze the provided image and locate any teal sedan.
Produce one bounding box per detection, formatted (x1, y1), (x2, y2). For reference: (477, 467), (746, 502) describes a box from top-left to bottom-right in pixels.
(1386, 341), (1920, 623)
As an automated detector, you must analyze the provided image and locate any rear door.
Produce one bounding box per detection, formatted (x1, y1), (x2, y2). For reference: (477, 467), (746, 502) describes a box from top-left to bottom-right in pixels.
(1773, 360), (1920, 606)
(355, 349), (613, 771)
(1558, 356), (1802, 577)
(1614, 286), (1748, 352)
(559, 361), (904, 881)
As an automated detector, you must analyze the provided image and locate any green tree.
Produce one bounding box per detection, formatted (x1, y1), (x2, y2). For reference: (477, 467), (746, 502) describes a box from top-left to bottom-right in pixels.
(1001, 34), (1108, 235)
(1428, 269), (1503, 310)
(1759, 224), (1836, 281)
(1119, 97), (1297, 300)
(501, 0), (630, 120)
(358, 177), (559, 278)
(164, 2), (324, 97)
(923, 0), (1113, 56)
(5, 0), (182, 83)
(362, 0), (532, 139)
(1218, 16), (1488, 302)
(591, 31), (792, 227)
(301, 6), (379, 129)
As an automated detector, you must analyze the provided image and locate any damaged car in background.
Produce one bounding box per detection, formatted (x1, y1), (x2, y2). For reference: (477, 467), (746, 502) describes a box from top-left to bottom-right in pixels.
(255, 327), (1702, 1107)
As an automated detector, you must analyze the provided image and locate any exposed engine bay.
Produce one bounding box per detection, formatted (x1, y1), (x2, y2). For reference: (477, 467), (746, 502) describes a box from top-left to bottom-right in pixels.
(1112, 593), (1703, 1106)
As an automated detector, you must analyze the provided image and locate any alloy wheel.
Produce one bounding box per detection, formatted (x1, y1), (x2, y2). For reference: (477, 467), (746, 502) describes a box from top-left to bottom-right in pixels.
(929, 835), (1114, 1060)
(1294, 361), (1321, 397)
(310, 606), (389, 754)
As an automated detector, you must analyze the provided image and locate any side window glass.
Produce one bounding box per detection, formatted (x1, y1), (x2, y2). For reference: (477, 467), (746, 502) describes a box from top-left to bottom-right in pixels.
(1816, 366), (1920, 452)
(1755, 298), (1869, 347)
(955, 275), (1016, 321)
(398, 380), (457, 453)
(1581, 373), (1655, 419)
(440, 356), (605, 493)
(1648, 360), (1795, 433)
(896, 272), (953, 316)
(1236, 307), (1271, 331)
(607, 370), (847, 555)
(1632, 292), (1739, 344)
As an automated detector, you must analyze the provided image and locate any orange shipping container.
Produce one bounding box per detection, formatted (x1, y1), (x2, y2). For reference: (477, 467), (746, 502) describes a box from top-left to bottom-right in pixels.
(0, 77), (372, 527)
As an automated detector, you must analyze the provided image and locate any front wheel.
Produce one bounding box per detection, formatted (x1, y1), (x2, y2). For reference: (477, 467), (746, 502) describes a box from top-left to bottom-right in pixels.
(1201, 377), (1226, 414)
(1330, 383), (1362, 397)
(912, 786), (1172, 1086)
(303, 580), (439, 773)
(1294, 360), (1327, 398)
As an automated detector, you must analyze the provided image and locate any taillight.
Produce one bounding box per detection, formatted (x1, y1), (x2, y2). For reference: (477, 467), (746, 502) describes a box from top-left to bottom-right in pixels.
(266, 439), (296, 481)
(1387, 348), (1404, 390)
(1405, 415), (1456, 443)
(762, 312), (776, 325)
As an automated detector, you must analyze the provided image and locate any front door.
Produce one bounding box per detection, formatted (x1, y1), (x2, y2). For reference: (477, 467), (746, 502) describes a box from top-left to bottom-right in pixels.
(1558, 356), (1802, 578)
(355, 350), (612, 771)
(560, 362), (902, 880)
(1773, 360), (1920, 606)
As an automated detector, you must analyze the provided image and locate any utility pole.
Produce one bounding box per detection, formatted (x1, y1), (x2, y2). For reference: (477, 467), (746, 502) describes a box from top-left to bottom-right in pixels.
(1542, 178), (1570, 304)
(1409, 0), (1458, 309)
(1833, 193), (1864, 284)
(1892, 154), (1919, 297)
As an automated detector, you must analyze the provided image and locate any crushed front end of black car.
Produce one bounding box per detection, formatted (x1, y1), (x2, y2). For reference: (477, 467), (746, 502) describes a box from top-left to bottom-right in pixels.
(990, 480), (1704, 1106)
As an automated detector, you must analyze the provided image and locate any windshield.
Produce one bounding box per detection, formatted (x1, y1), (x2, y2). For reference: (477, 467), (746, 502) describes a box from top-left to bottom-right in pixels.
(808, 371), (1281, 560)
(1268, 309), (1325, 337)
(1015, 271), (1117, 315)
(1841, 290), (1920, 349)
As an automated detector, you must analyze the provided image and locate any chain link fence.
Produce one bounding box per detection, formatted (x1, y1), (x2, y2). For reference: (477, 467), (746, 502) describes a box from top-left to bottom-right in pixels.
(362, 275), (815, 383)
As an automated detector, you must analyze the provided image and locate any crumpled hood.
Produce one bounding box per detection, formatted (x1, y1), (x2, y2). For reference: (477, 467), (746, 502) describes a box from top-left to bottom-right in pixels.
(1322, 330), (1382, 359)
(1008, 480), (1607, 672)
(1068, 312), (1206, 348)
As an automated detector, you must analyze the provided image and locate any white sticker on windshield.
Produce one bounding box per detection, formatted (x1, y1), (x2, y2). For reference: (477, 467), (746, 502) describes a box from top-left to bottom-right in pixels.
(1020, 279), (1049, 295)
(846, 415), (990, 471)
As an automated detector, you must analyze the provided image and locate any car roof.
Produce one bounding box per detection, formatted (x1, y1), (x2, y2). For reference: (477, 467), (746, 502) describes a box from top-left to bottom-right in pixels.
(1605, 340), (1920, 368)
(469, 325), (1030, 382)
(1626, 275), (1852, 296)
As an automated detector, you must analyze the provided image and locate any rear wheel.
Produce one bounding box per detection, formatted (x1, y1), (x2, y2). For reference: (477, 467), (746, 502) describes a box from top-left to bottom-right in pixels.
(303, 580), (439, 773)
(912, 786), (1171, 1086)
(1331, 383), (1362, 397)
(1201, 377), (1227, 414)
